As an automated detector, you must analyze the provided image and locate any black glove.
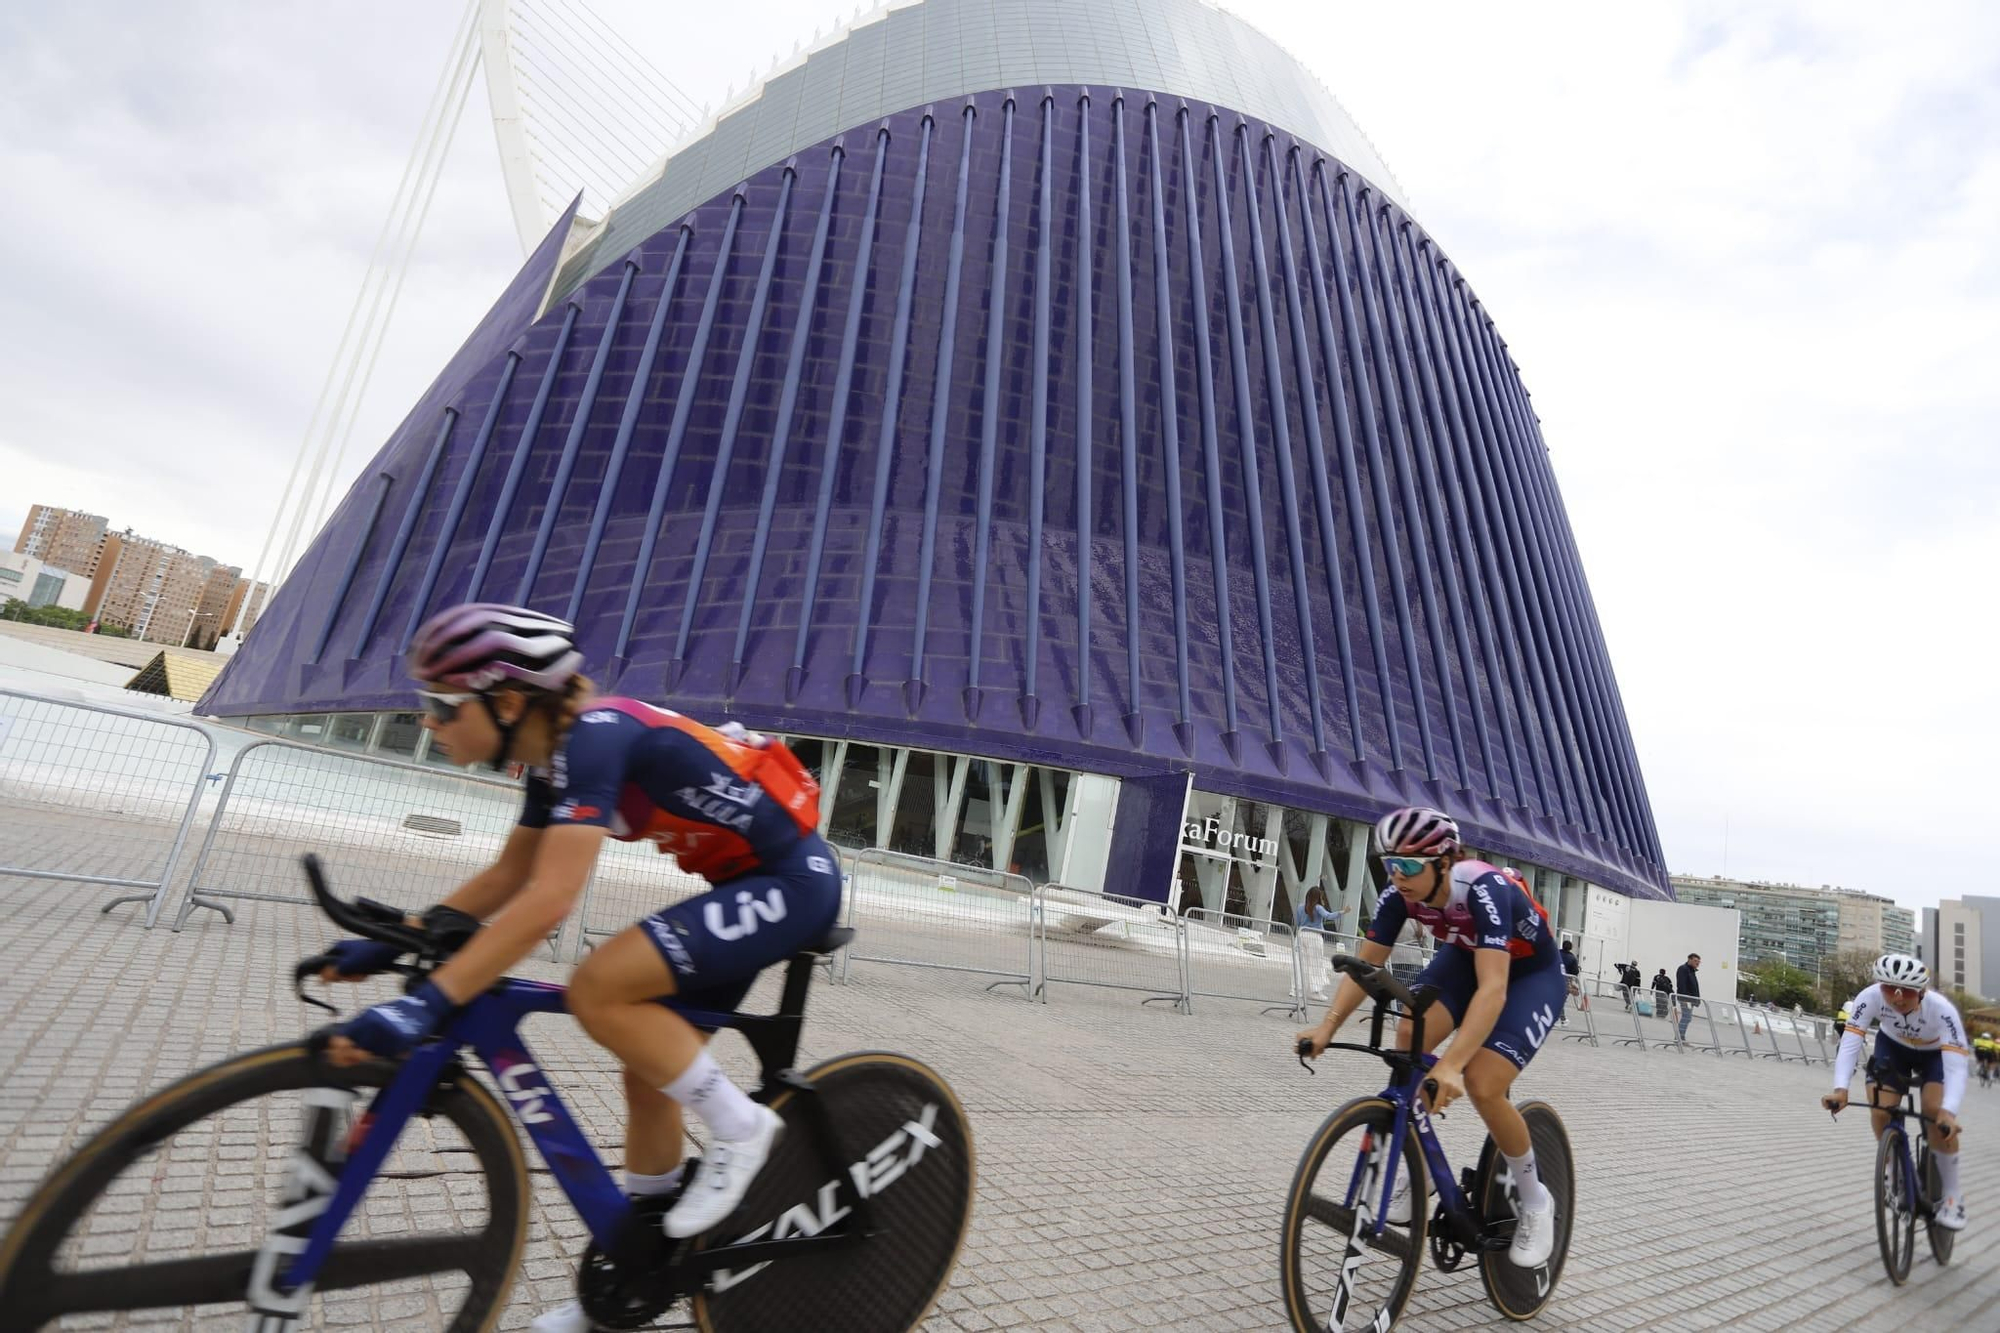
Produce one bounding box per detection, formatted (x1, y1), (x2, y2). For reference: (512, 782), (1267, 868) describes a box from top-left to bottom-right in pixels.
(323, 938), (403, 977)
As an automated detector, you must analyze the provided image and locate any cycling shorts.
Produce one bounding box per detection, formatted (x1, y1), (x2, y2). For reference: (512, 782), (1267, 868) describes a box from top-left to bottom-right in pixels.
(1867, 1038), (1945, 1093)
(636, 836), (844, 1026)
(1409, 946), (1568, 1071)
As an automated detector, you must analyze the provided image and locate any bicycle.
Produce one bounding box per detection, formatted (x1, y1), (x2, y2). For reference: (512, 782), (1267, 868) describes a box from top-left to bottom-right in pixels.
(0, 854), (976, 1331)
(1281, 955), (1575, 1330)
(1829, 1081), (1954, 1284)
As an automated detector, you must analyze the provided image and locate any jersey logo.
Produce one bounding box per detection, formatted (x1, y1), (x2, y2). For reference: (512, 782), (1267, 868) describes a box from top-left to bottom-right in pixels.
(579, 710), (621, 724)
(704, 886), (789, 942)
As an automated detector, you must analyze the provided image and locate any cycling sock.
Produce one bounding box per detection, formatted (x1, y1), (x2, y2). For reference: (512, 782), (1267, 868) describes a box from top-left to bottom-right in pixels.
(625, 1164), (687, 1197)
(661, 1052), (761, 1142)
(1935, 1148), (1961, 1202)
(1502, 1148), (1551, 1212)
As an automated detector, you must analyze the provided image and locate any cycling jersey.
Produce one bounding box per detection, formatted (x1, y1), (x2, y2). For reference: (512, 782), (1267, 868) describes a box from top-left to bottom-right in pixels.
(1364, 860), (1558, 970)
(1833, 984), (1969, 1114)
(520, 698), (819, 881)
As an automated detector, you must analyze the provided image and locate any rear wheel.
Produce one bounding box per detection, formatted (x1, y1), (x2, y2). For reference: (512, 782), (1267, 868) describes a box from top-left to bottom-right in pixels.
(1475, 1101), (1575, 1320)
(693, 1051), (974, 1333)
(1874, 1126), (1915, 1284)
(1280, 1097), (1428, 1332)
(0, 1042), (528, 1331)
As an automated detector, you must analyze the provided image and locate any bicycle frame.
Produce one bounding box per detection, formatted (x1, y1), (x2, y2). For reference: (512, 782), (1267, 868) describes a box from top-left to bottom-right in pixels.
(281, 973), (822, 1295)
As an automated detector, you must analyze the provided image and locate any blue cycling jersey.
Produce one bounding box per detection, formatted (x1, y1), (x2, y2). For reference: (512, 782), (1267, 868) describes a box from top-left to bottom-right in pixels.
(518, 698), (813, 882)
(1364, 860), (1558, 971)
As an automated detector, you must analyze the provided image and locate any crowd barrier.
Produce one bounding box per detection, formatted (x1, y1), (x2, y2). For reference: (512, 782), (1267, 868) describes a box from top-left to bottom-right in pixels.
(0, 689), (1881, 1082)
(0, 687), (215, 928)
(841, 848), (1032, 994)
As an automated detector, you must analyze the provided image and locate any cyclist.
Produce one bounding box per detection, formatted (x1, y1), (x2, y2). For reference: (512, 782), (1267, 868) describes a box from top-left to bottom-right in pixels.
(1974, 1032), (1998, 1088)
(1820, 954), (1969, 1230)
(1295, 806), (1566, 1268)
(316, 603), (843, 1329)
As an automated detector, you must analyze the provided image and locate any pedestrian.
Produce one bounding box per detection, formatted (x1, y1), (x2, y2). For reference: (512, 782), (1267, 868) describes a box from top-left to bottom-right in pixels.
(1294, 887), (1338, 1000)
(1652, 966), (1673, 1020)
(1618, 961), (1641, 1012)
(1676, 953), (1702, 1043)
(1558, 938), (1581, 1027)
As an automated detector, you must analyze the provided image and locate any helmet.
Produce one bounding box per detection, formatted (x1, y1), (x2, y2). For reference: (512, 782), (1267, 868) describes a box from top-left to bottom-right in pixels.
(1373, 806), (1460, 856)
(1873, 954), (1929, 989)
(409, 603), (583, 693)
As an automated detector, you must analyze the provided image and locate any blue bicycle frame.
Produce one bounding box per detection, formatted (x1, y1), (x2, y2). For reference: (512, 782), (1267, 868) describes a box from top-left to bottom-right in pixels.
(1341, 1051), (1482, 1238)
(282, 978), (741, 1292)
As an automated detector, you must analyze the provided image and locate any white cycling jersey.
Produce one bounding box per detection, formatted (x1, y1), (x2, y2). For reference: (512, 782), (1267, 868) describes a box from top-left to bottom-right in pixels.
(1832, 984), (1970, 1114)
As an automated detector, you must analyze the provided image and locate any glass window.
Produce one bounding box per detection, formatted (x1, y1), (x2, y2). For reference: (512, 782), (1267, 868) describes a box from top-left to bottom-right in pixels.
(328, 714), (374, 751)
(284, 713), (330, 742)
(374, 712), (423, 759)
(824, 743), (879, 848)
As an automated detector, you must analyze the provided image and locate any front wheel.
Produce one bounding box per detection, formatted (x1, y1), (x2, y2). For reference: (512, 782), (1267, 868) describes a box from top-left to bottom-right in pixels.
(693, 1051), (975, 1333)
(1280, 1097), (1428, 1331)
(1874, 1126), (1915, 1284)
(0, 1042), (529, 1331)
(1474, 1101), (1575, 1320)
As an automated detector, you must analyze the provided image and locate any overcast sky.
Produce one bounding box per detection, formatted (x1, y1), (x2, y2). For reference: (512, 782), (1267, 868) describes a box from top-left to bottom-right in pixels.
(2, 1), (1993, 915)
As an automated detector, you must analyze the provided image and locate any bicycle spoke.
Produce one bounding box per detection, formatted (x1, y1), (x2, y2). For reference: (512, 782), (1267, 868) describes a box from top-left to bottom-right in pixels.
(319, 1234), (492, 1289)
(1302, 1194), (1414, 1261)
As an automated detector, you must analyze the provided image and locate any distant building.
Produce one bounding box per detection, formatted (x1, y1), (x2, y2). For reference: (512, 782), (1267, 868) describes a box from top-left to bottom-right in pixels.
(14, 505), (108, 582)
(86, 531), (219, 644)
(0, 551), (87, 612)
(1672, 874), (1915, 975)
(1921, 898), (1995, 1000)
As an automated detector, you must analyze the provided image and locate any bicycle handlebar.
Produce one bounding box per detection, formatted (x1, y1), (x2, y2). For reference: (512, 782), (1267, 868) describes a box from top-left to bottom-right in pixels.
(302, 854), (433, 955)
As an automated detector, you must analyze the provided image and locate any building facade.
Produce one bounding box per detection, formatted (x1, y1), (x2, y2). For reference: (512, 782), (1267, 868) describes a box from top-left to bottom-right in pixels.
(1675, 874), (1918, 978)
(14, 505), (108, 583)
(1922, 898), (1994, 1000)
(199, 0), (1668, 923)
(0, 551), (88, 612)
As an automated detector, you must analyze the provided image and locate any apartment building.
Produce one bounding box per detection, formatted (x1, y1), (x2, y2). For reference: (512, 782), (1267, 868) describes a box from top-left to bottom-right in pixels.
(1673, 875), (1917, 974)
(14, 506), (108, 580)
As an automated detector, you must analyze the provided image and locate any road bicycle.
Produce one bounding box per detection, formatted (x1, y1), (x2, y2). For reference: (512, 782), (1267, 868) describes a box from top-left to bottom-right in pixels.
(1830, 1080), (1954, 1284)
(1280, 955), (1574, 1330)
(0, 855), (975, 1330)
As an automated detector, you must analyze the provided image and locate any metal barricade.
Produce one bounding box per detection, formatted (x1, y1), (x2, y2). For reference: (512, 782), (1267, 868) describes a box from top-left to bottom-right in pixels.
(1705, 998), (1758, 1057)
(0, 687), (215, 928)
(1182, 907), (1304, 1017)
(1034, 885), (1187, 1011)
(839, 849), (1032, 994)
(173, 739), (530, 935)
(1293, 926), (1367, 1014)
(1561, 975), (1610, 1046)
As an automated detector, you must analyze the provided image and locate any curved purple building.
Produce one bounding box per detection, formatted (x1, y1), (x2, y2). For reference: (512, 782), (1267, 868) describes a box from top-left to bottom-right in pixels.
(203, 0), (1666, 923)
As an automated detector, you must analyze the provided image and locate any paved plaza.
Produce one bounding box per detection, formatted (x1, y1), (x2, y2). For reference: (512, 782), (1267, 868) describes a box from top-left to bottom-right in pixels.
(0, 876), (1995, 1332)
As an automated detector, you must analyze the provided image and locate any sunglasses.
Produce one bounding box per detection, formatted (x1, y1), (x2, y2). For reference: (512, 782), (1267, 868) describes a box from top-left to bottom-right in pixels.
(1380, 854), (1438, 880)
(418, 691), (476, 724)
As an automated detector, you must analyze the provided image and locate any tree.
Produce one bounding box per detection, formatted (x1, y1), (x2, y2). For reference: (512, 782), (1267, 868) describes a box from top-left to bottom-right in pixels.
(1742, 957), (1817, 1011)
(1817, 948), (1879, 1012)
(1, 598), (99, 632)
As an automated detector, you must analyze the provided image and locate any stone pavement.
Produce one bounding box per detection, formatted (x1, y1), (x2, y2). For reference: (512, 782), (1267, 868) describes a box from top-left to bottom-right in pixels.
(0, 879), (1994, 1332)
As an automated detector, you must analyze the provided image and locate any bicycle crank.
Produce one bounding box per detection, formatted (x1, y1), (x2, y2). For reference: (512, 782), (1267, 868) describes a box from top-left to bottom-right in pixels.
(578, 1197), (693, 1330)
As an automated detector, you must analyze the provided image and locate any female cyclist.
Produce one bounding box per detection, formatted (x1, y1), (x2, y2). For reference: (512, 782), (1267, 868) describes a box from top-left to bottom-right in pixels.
(317, 603), (844, 1329)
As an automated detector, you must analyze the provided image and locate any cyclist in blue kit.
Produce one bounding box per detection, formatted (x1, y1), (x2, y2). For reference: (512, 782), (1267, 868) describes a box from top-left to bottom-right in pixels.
(314, 604), (843, 1332)
(1296, 806), (1565, 1267)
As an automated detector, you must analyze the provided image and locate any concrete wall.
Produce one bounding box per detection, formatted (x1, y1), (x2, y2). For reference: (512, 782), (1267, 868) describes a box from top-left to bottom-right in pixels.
(1627, 898), (1743, 1001)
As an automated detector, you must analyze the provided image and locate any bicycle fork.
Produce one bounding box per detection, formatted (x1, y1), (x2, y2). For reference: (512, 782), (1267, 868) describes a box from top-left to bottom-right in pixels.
(244, 1087), (356, 1331)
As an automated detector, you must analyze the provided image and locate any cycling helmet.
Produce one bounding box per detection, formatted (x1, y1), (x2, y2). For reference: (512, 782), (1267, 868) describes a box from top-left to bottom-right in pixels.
(1873, 954), (1929, 989)
(1374, 806), (1460, 856)
(409, 603), (582, 693)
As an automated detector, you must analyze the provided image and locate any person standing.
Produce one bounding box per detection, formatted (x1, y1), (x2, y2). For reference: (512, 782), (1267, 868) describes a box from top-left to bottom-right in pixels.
(1676, 953), (1702, 1043)
(1294, 887), (1338, 1000)
(1652, 966), (1673, 1020)
(1558, 939), (1581, 1027)
(1619, 961), (1641, 1011)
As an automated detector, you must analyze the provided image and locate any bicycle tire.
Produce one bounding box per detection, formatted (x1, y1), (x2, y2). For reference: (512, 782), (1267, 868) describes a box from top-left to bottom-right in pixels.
(692, 1051), (974, 1333)
(1474, 1101), (1575, 1321)
(1873, 1125), (1914, 1285)
(1918, 1139), (1954, 1266)
(1280, 1097), (1428, 1332)
(0, 1041), (528, 1331)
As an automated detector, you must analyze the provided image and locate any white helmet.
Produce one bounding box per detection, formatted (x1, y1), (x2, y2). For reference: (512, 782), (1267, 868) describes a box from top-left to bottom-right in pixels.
(1873, 954), (1929, 989)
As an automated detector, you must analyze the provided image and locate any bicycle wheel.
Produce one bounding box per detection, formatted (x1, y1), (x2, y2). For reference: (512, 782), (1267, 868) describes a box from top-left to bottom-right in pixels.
(1475, 1101), (1575, 1320)
(1873, 1126), (1915, 1284)
(693, 1051), (974, 1333)
(1280, 1097), (1428, 1332)
(0, 1042), (528, 1331)
(1918, 1138), (1955, 1266)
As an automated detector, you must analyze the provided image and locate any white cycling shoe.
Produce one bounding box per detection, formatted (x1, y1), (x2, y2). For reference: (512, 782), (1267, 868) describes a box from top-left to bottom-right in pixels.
(1508, 1191), (1557, 1267)
(529, 1302), (593, 1333)
(1935, 1198), (1967, 1231)
(664, 1107), (784, 1238)
(1382, 1176), (1413, 1225)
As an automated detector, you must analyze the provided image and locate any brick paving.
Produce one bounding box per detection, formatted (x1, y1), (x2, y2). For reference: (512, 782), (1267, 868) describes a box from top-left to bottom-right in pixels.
(0, 853), (1996, 1330)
